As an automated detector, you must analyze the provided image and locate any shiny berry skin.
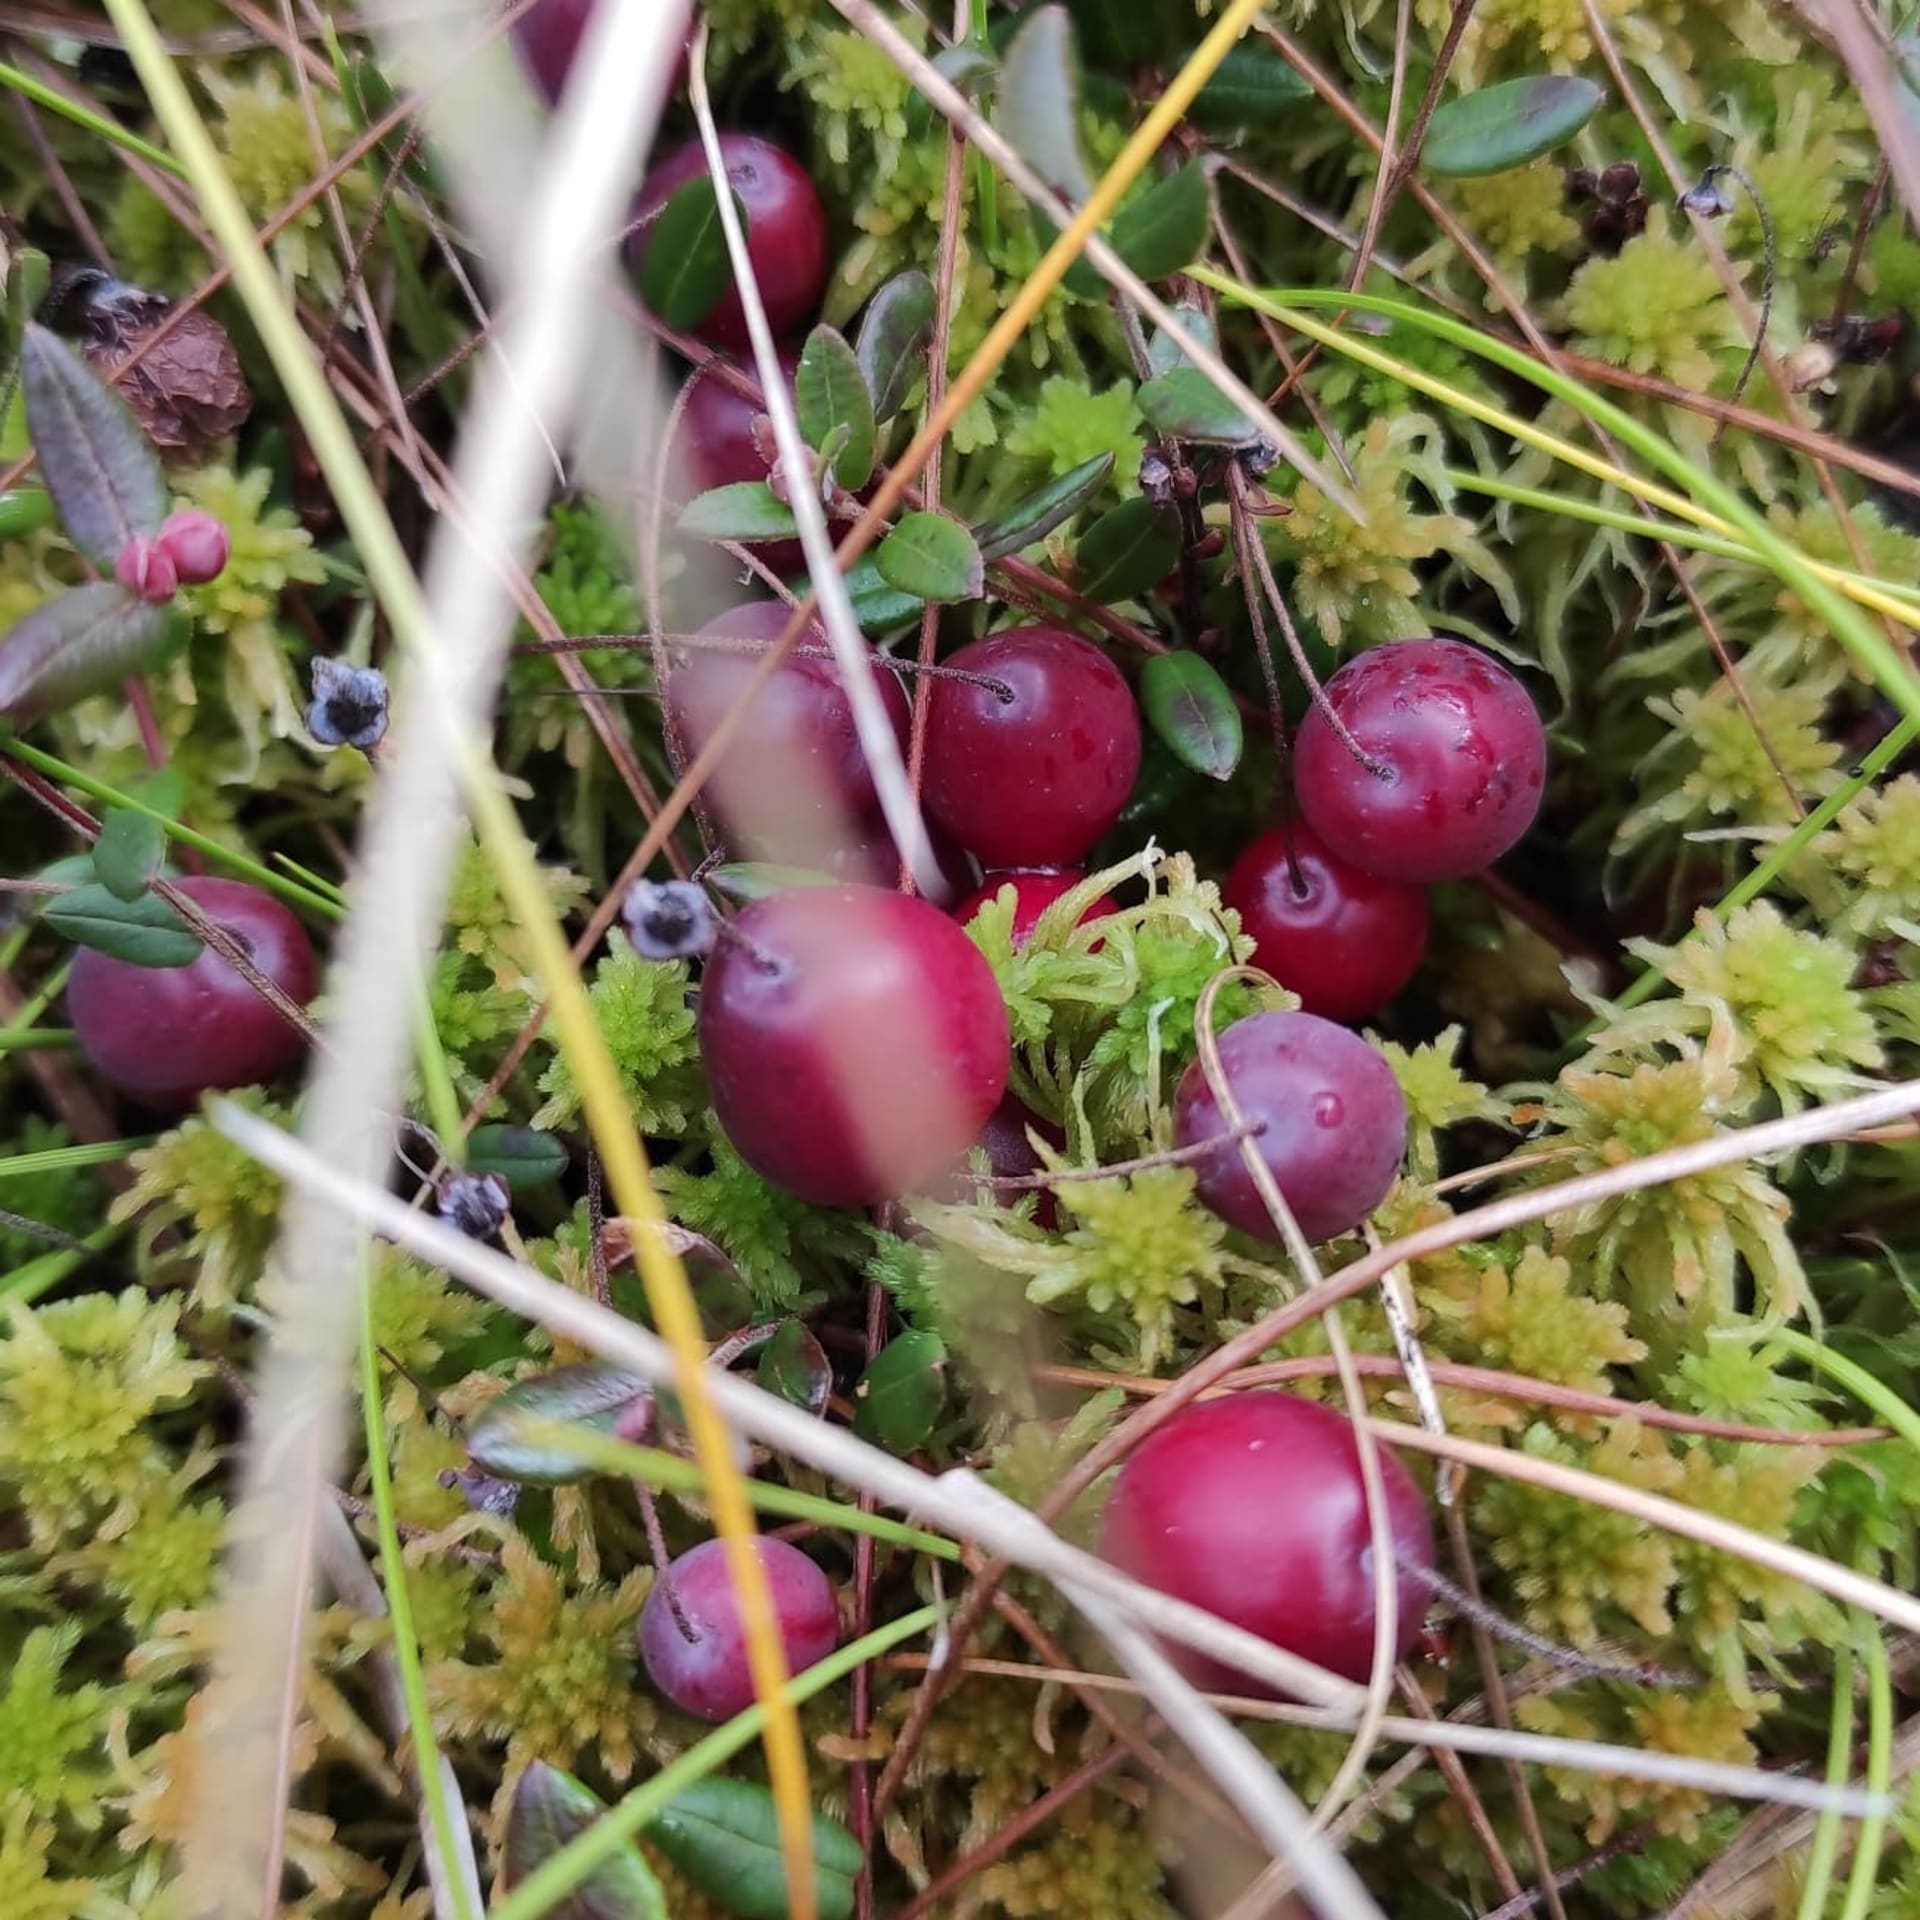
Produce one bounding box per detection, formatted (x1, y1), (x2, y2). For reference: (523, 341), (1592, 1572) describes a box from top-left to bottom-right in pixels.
(1223, 825), (1428, 1023)
(1099, 1392), (1435, 1691)
(67, 876), (319, 1108)
(822, 815), (976, 905)
(632, 135), (829, 349)
(1294, 638), (1546, 883)
(1173, 1010), (1406, 1245)
(699, 885), (1009, 1206)
(922, 627), (1141, 868)
(639, 1537), (839, 1723)
(155, 508), (229, 585)
(675, 350), (805, 574)
(952, 869), (1114, 947)
(512, 0), (690, 104)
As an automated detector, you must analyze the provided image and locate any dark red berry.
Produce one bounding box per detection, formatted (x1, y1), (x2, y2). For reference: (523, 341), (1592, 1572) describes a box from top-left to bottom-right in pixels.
(1099, 1391), (1435, 1691)
(925, 1094), (1066, 1226)
(639, 1537), (839, 1723)
(922, 627), (1141, 868)
(667, 603), (910, 859)
(1223, 825), (1428, 1023)
(675, 350), (806, 575)
(821, 815), (976, 905)
(1172, 1010), (1405, 1245)
(67, 876), (319, 1108)
(512, 0), (691, 105)
(952, 869), (1115, 947)
(632, 135), (829, 349)
(699, 885), (1009, 1206)
(155, 507), (229, 585)
(1294, 639), (1546, 883)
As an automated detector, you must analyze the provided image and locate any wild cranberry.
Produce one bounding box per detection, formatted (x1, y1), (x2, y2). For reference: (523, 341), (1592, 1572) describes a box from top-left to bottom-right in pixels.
(951, 869), (1115, 947)
(921, 627), (1141, 868)
(821, 815), (976, 905)
(512, 0), (691, 106)
(632, 135), (829, 350)
(154, 508), (229, 586)
(1223, 825), (1428, 1023)
(667, 603), (910, 853)
(67, 875), (319, 1108)
(1099, 1391), (1435, 1691)
(1294, 639), (1546, 883)
(675, 350), (805, 574)
(1173, 1010), (1406, 1245)
(639, 1536), (839, 1723)
(699, 885), (1009, 1206)
(926, 1094), (1066, 1226)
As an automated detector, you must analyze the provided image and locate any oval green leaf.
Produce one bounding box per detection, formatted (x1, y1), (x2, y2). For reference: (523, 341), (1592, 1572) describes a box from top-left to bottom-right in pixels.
(971, 452), (1113, 562)
(1073, 498), (1182, 604)
(1421, 75), (1606, 178)
(875, 513), (984, 604)
(807, 554), (925, 634)
(638, 179), (747, 332)
(504, 1762), (668, 1920)
(852, 1329), (947, 1451)
(92, 806), (166, 904)
(1147, 303), (1219, 379)
(1136, 368), (1263, 447)
(1189, 42), (1313, 130)
(855, 271), (935, 424)
(1109, 162), (1211, 282)
(677, 483), (800, 544)
(796, 326), (877, 491)
(0, 583), (176, 722)
(995, 5), (1092, 202)
(754, 1320), (832, 1418)
(650, 1777), (859, 1920)
(467, 1124), (570, 1191)
(41, 882), (200, 969)
(464, 1363), (651, 1485)
(1140, 650), (1243, 782)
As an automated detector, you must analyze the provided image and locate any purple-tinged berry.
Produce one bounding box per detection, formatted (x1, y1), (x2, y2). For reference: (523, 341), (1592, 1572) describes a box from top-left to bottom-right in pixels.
(155, 507), (229, 585)
(308, 658), (391, 752)
(115, 534), (178, 604)
(622, 878), (717, 961)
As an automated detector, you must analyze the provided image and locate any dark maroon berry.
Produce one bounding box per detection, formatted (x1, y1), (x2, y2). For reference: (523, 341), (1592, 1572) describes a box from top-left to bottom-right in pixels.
(951, 869), (1114, 947)
(512, 0), (691, 105)
(925, 1094), (1067, 1226)
(922, 627), (1141, 869)
(1223, 825), (1428, 1023)
(632, 135), (829, 349)
(821, 815), (976, 905)
(1099, 1392), (1435, 1691)
(1173, 1010), (1405, 1245)
(639, 1536), (839, 1723)
(436, 1169), (511, 1240)
(115, 534), (177, 603)
(155, 508), (229, 585)
(67, 875), (319, 1108)
(1294, 639), (1546, 883)
(675, 350), (806, 575)
(699, 885), (1009, 1206)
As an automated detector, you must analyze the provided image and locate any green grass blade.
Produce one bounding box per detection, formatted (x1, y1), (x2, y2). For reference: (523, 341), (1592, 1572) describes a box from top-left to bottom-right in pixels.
(1838, 1631), (1893, 1920)
(0, 59), (184, 176)
(1796, 1642), (1855, 1920)
(0, 1138), (148, 1182)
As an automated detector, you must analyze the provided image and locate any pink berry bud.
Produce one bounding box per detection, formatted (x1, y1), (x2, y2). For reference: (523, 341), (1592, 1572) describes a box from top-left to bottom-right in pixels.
(155, 508), (231, 586)
(115, 534), (180, 604)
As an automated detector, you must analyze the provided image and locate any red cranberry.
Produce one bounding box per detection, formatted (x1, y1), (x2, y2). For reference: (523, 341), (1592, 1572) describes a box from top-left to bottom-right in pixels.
(699, 885), (1009, 1206)
(632, 135), (829, 349)
(930, 1094), (1067, 1226)
(155, 508), (229, 586)
(951, 869), (1115, 947)
(1173, 1010), (1405, 1245)
(922, 628), (1141, 868)
(821, 816), (976, 905)
(512, 0), (691, 105)
(1294, 639), (1546, 883)
(675, 350), (805, 575)
(1099, 1392), (1435, 1691)
(1223, 825), (1428, 1023)
(639, 1537), (839, 1722)
(67, 876), (319, 1108)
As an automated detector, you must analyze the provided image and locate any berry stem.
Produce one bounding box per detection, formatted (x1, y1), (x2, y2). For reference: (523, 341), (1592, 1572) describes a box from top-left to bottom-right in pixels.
(968, 1119), (1267, 1191)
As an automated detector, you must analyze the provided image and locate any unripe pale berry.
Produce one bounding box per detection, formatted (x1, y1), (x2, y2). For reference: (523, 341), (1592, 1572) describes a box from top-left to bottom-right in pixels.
(155, 507), (230, 585)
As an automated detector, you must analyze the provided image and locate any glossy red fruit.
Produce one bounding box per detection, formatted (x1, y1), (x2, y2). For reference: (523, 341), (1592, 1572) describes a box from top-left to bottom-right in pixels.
(675, 350), (805, 575)
(512, 0), (691, 105)
(822, 815), (976, 905)
(67, 876), (319, 1108)
(639, 1537), (839, 1723)
(951, 869), (1115, 947)
(1173, 1010), (1406, 1245)
(700, 885), (1010, 1206)
(1294, 638), (1546, 883)
(1223, 825), (1428, 1023)
(1099, 1392), (1435, 1691)
(667, 603), (911, 847)
(632, 134), (829, 349)
(922, 628), (1141, 868)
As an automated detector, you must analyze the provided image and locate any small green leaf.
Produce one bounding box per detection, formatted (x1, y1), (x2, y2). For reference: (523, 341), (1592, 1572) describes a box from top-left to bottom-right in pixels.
(1421, 75), (1605, 177)
(467, 1124), (570, 1191)
(809, 555), (924, 634)
(1147, 303), (1220, 379)
(678, 483), (800, 544)
(92, 807), (165, 903)
(1188, 43), (1313, 130)
(796, 326), (877, 491)
(1139, 651), (1243, 781)
(1110, 163), (1211, 281)
(852, 1330), (947, 1451)
(504, 1762), (668, 1920)
(972, 452), (1114, 562)
(755, 1320), (832, 1417)
(464, 1363), (651, 1485)
(1030, 208), (1107, 301)
(638, 178), (747, 332)
(41, 883), (200, 969)
(875, 514), (983, 604)
(706, 862), (844, 902)
(1136, 368), (1263, 447)
(1073, 499), (1182, 603)
(855, 272), (935, 423)
(995, 6), (1092, 201)
(650, 1777), (860, 1920)
(0, 488), (54, 540)
(0, 584), (178, 721)
(1063, 0), (1178, 65)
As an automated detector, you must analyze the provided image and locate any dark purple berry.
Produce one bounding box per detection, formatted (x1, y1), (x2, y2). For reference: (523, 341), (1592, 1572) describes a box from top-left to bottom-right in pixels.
(436, 1169), (511, 1240)
(308, 658), (391, 752)
(512, 0), (691, 105)
(675, 349), (807, 575)
(622, 879), (717, 961)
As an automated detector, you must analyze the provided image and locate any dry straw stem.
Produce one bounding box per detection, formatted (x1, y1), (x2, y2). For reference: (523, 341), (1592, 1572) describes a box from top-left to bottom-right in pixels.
(211, 1102), (1893, 1827)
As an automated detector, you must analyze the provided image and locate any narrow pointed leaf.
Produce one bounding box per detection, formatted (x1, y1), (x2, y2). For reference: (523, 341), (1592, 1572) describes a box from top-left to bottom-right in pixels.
(0, 583), (177, 720)
(466, 1124), (570, 1191)
(852, 1330), (947, 1451)
(855, 272), (935, 423)
(1147, 303), (1220, 379)
(637, 179), (747, 332)
(1073, 499), (1182, 603)
(875, 513), (984, 603)
(92, 807), (166, 903)
(1189, 43), (1313, 130)
(464, 1363), (651, 1485)
(1421, 75), (1605, 177)
(707, 862), (844, 901)
(20, 326), (167, 571)
(41, 883), (200, 969)
(650, 1777), (860, 1920)
(796, 326), (876, 491)
(972, 452), (1113, 561)
(754, 1320), (832, 1417)
(504, 1762), (668, 1920)
(1110, 163), (1211, 281)
(678, 482), (800, 544)
(1136, 368), (1263, 447)
(995, 6), (1093, 201)
(1140, 650), (1243, 781)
